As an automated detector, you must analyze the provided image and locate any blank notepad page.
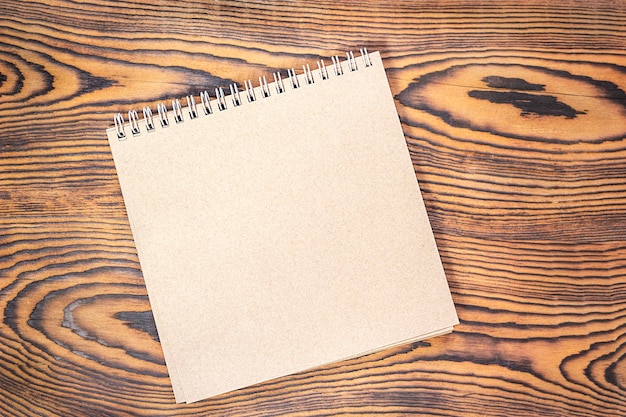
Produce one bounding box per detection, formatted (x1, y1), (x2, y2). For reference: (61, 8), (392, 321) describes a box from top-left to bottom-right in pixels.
(106, 51), (458, 403)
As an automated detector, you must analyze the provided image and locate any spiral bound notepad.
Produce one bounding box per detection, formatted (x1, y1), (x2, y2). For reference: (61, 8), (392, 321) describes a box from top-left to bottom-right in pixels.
(106, 50), (458, 403)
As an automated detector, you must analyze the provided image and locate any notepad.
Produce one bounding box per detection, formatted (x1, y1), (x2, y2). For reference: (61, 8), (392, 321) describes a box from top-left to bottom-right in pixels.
(106, 50), (458, 403)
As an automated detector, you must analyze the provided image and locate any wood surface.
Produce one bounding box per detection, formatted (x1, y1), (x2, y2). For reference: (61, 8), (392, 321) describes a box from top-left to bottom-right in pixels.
(1, 0), (625, 415)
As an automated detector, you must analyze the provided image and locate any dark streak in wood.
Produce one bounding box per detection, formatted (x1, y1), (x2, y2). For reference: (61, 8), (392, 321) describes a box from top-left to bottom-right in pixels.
(481, 75), (546, 91)
(115, 310), (160, 343)
(467, 89), (586, 118)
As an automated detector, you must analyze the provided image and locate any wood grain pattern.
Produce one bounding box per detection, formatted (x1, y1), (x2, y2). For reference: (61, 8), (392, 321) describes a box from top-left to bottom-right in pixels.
(1, 0), (625, 415)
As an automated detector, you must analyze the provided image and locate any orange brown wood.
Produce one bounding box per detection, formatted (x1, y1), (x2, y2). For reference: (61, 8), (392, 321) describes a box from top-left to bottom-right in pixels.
(1, 1), (625, 415)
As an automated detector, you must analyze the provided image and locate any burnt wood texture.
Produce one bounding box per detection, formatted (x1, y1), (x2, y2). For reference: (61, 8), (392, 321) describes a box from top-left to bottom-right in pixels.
(1, 1), (625, 416)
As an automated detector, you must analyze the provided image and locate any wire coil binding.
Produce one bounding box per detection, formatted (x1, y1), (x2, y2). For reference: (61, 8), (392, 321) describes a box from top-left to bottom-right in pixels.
(113, 48), (372, 140)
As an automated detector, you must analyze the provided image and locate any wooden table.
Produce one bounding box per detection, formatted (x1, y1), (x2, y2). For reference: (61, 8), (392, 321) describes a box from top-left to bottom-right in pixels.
(2, 1), (625, 415)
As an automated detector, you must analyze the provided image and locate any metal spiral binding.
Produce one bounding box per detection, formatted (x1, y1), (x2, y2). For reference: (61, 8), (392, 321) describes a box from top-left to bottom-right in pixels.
(215, 87), (227, 111)
(331, 55), (344, 76)
(186, 95), (198, 119)
(230, 84), (242, 107)
(157, 103), (169, 128)
(199, 91), (212, 115)
(128, 110), (140, 135)
(259, 76), (270, 98)
(273, 72), (285, 94)
(113, 48), (372, 140)
(287, 68), (300, 89)
(172, 99), (184, 123)
(244, 80), (256, 102)
(302, 64), (314, 85)
(317, 59), (329, 80)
